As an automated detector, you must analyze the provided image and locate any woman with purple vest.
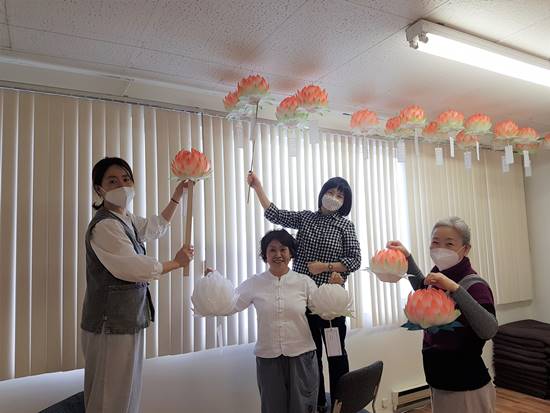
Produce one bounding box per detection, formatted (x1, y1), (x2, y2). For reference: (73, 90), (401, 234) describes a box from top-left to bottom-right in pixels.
(388, 217), (498, 413)
(81, 157), (194, 413)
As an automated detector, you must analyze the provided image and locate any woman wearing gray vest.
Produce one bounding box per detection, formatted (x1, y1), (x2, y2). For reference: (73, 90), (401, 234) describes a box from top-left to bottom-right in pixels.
(81, 157), (194, 413)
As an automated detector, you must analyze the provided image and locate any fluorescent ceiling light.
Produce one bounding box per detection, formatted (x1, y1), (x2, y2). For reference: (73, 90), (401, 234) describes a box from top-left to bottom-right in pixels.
(406, 20), (550, 88)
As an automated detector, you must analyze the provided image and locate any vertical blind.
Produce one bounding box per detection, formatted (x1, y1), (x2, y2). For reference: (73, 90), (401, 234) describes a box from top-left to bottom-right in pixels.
(0, 88), (409, 380)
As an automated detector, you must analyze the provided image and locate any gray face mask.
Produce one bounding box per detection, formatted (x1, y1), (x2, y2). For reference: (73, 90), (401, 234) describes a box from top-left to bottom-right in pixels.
(321, 193), (343, 212)
(104, 186), (135, 209)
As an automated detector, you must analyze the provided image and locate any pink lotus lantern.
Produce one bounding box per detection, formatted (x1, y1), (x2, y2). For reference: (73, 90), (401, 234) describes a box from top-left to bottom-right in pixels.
(350, 109), (379, 135)
(236, 74), (270, 105)
(369, 249), (408, 283)
(436, 110), (464, 132)
(276, 95), (309, 127)
(296, 85), (329, 113)
(455, 130), (479, 150)
(514, 127), (539, 144)
(422, 121), (442, 143)
(223, 90), (239, 112)
(384, 116), (402, 138)
(399, 105), (426, 128)
(171, 148), (212, 276)
(403, 288), (461, 331)
(494, 120), (519, 141)
(464, 114), (492, 135)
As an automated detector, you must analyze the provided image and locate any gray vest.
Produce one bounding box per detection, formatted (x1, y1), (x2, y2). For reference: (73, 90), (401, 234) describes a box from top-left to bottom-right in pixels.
(81, 208), (155, 334)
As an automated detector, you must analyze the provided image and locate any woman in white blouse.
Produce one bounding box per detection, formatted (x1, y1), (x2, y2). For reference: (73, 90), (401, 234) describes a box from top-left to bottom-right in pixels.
(206, 229), (319, 413)
(81, 157), (194, 413)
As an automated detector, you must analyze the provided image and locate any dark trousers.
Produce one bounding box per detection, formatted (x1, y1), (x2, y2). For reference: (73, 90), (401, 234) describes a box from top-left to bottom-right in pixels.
(306, 312), (349, 407)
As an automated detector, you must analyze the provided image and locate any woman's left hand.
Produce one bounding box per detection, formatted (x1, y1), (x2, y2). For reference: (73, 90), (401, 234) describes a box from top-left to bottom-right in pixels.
(172, 179), (192, 201)
(424, 272), (459, 292)
(308, 261), (327, 275)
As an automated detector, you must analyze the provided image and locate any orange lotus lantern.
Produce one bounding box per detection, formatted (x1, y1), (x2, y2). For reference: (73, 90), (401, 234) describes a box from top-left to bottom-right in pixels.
(384, 116), (402, 138)
(223, 90), (239, 112)
(369, 249), (408, 283)
(276, 95), (309, 127)
(350, 109), (379, 135)
(296, 85), (329, 113)
(402, 288), (461, 332)
(399, 105), (426, 127)
(171, 148), (212, 276)
(455, 130), (479, 150)
(543, 133), (550, 150)
(494, 120), (519, 140)
(464, 113), (492, 135)
(422, 121), (442, 143)
(514, 127), (539, 144)
(236, 74), (270, 105)
(514, 142), (540, 154)
(436, 110), (464, 132)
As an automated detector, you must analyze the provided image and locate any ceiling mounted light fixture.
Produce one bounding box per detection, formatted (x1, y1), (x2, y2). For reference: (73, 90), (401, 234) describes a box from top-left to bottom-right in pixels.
(406, 20), (550, 88)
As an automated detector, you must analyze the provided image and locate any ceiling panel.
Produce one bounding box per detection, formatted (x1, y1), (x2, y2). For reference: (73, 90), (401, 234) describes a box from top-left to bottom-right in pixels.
(238, 0), (409, 81)
(427, 0), (550, 44)
(6, 0), (157, 46)
(346, 0), (448, 20)
(138, 0), (306, 65)
(499, 16), (550, 59)
(11, 26), (137, 68)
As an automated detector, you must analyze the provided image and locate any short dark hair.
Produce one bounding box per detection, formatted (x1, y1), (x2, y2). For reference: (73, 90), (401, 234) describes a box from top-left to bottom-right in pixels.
(317, 177), (352, 216)
(260, 230), (298, 262)
(91, 157), (134, 210)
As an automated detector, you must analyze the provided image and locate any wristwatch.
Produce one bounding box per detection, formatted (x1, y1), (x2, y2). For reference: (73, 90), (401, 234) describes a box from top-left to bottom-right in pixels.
(327, 263), (333, 272)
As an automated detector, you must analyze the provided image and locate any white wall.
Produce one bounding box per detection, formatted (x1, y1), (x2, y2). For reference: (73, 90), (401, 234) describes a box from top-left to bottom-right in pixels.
(525, 149), (550, 323)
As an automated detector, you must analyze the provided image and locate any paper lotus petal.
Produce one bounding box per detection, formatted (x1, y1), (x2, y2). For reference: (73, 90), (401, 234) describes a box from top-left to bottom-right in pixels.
(191, 271), (236, 317)
(309, 284), (353, 321)
(350, 109), (379, 133)
(385, 116), (402, 137)
(296, 85), (329, 113)
(455, 130), (479, 150)
(404, 288), (461, 329)
(464, 113), (492, 135)
(369, 249), (408, 283)
(422, 121), (443, 143)
(436, 110), (464, 132)
(276, 95), (309, 126)
(171, 148), (211, 180)
(514, 127), (539, 144)
(399, 105), (426, 127)
(494, 120), (519, 140)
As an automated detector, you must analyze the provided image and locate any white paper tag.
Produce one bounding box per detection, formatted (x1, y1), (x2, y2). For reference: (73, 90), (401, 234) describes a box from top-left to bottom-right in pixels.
(396, 140), (406, 163)
(287, 129), (297, 157)
(435, 147), (444, 166)
(309, 120), (320, 144)
(476, 141), (480, 161)
(464, 151), (472, 169)
(501, 155), (510, 173)
(414, 128), (420, 155)
(505, 144), (514, 164)
(324, 327), (342, 357)
(235, 121), (244, 148)
(525, 165), (532, 177)
(449, 136), (455, 158)
(523, 150), (531, 168)
(217, 323), (224, 347)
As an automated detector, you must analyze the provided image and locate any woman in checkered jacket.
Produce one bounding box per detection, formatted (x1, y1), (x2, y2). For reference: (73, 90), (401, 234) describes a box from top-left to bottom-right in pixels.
(247, 172), (361, 413)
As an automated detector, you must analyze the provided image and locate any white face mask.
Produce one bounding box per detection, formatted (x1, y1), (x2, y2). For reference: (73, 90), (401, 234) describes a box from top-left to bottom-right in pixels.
(104, 186), (135, 209)
(321, 193), (344, 212)
(430, 246), (464, 271)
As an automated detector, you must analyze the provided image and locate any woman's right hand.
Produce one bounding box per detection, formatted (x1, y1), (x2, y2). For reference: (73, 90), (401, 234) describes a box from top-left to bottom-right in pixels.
(175, 245), (195, 268)
(247, 171), (262, 189)
(386, 240), (410, 257)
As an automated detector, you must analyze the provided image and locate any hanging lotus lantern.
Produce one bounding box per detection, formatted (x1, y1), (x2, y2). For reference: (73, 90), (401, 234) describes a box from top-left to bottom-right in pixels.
(422, 121), (443, 143)
(494, 120), (519, 142)
(464, 113), (492, 135)
(514, 127), (539, 145)
(436, 110), (464, 133)
(369, 249), (408, 283)
(276, 95), (309, 127)
(296, 85), (329, 114)
(514, 142), (540, 154)
(309, 284), (353, 321)
(350, 109), (379, 135)
(236, 74), (270, 106)
(384, 116), (402, 139)
(402, 288), (462, 333)
(455, 130), (479, 150)
(399, 105), (426, 138)
(191, 271), (236, 316)
(543, 133), (550, 150)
